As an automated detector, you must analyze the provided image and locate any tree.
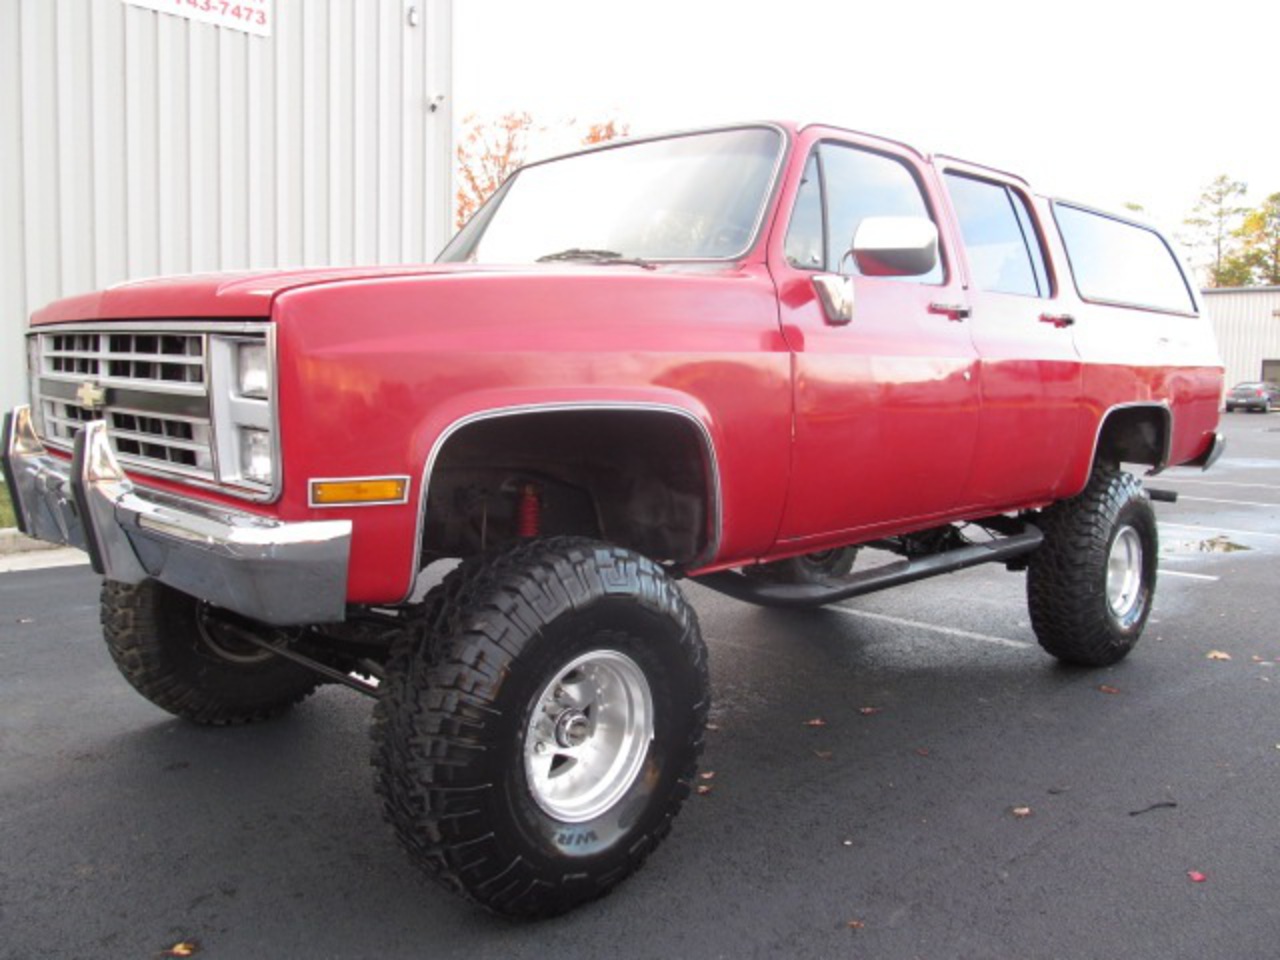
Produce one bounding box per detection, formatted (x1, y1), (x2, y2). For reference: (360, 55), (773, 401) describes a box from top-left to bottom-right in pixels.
(454, 112), (535, 229)
(1235, 193), (1280, 286)
(1183, 175), (1249, 287)
(580, 118), (630, 145)
(454, 114), (631, 229)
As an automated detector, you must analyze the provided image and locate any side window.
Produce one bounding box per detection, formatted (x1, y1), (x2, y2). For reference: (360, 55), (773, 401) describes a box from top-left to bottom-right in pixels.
(821, 143), (942, 284)
(1054, 204), (1196, 314)
(782, 142), (942, 284)
(785, 154), (825, 269)
(944, 173), (1050, 297)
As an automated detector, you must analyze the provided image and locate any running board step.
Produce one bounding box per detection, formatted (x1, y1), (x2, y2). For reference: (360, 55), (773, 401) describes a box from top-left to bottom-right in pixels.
(693, 526), (1044, 609)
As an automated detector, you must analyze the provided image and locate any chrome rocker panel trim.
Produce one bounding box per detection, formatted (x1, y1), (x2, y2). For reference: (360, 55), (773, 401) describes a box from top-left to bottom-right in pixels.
(3, 405), (351, 625)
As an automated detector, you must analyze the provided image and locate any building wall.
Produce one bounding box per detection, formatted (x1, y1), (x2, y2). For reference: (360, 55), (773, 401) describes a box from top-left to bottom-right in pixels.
(0, 0), (453, 414)
(1202, 288), (1280, 388)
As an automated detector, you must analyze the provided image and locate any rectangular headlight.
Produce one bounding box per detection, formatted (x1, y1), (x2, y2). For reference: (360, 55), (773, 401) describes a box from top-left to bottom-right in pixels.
(237, 342), (270, 399)
(239, 427), (274, 484)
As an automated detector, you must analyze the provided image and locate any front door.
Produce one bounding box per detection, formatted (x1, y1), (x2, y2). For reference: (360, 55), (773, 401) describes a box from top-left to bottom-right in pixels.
(770, 134), (981, 545)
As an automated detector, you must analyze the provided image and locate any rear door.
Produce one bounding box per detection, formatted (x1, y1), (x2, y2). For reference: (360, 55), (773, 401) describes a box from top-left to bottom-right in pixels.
(937, 165), (1083, 507)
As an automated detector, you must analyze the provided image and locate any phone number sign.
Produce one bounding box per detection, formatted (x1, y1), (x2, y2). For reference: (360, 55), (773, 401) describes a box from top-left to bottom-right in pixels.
(124, 0), (273, 38)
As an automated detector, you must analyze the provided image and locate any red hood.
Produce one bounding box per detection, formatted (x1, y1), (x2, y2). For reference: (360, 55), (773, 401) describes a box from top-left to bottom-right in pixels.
(29, 261), (735, 325)
(29, 265), (455, 325)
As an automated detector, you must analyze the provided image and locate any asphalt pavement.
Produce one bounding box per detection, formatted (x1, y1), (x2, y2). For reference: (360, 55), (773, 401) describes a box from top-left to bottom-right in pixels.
(2, 413), (1278, 959)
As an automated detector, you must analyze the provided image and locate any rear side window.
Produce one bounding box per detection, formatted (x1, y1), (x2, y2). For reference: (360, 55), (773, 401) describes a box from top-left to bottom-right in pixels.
(1053, 204), (1195, 314)
(944, 173), (1050, 297)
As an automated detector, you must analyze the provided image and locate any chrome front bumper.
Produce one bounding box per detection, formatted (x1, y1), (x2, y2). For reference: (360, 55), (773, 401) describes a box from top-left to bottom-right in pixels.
(2, 405), (351, 625)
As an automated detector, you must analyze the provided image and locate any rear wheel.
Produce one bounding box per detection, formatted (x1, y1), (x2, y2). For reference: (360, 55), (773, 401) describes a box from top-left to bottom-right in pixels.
(101, 580), (319, 724)
(372, 538), (709, 919)
(1027, 469), (1157, 666)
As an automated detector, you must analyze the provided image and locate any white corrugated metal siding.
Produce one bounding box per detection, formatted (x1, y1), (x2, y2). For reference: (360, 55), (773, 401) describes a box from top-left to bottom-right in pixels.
(1202, 288), (1280, 388)
(1, 0), (453, 414)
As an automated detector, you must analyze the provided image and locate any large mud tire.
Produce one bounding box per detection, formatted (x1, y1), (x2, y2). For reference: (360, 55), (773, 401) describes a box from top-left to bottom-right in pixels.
(101, 580), (319, 724)
(372, 538), (709, 919)
(1027, 469), (1157, 666)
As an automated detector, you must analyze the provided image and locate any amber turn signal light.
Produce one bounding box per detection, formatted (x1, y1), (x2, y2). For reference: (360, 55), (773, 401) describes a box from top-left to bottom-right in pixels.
(310, 477), (409, 506)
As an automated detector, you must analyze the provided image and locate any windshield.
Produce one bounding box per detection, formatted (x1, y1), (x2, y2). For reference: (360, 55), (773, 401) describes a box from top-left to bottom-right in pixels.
(440, 127), (785, 264)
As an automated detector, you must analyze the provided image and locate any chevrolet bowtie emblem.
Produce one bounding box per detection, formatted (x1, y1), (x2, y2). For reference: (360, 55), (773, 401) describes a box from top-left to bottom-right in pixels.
(76, 381), (108, 411)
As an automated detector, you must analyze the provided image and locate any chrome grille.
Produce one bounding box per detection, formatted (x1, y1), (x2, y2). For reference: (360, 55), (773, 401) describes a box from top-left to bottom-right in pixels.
(44, 331), (205, 386)
(37, 399), (215, 476)
(30, 324), (273, 497)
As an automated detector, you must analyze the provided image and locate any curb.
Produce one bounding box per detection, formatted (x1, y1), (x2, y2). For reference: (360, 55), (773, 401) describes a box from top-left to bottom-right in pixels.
(0, 527), (61, 556)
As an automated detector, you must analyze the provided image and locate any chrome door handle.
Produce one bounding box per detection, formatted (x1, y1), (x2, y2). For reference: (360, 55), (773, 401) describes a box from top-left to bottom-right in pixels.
(928, 302), (971, 321)
(1039, 313), (1075, 328)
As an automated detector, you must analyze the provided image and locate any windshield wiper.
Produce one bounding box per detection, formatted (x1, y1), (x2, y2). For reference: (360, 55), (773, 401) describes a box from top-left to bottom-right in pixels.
(536, 248), (655, 269)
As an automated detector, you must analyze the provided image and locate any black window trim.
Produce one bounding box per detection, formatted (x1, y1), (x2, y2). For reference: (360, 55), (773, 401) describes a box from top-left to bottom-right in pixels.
(784, 138), (949, 286)
(942, 169), (1055, 300)
(1050, 200), (1200, 318)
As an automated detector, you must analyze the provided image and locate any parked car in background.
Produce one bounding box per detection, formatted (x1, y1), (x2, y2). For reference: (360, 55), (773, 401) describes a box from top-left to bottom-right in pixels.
(1225, 381), (1280, 413)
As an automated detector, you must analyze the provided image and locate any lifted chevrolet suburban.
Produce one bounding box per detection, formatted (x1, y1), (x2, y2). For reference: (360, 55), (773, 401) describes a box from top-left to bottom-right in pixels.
(3, 121), (1224, 917)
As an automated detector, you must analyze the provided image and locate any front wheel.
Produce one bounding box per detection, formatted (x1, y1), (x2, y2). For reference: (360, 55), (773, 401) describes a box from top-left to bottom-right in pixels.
(372, 538), (709, 919)
(1026, 469), (1157, 666)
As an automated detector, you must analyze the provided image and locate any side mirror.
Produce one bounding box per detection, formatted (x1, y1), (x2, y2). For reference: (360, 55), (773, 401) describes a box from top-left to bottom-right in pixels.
(851, 216), (939, 278)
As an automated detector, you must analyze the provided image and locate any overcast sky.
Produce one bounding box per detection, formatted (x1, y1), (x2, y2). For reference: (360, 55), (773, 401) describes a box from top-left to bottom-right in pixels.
(455, 0), (1277, 236)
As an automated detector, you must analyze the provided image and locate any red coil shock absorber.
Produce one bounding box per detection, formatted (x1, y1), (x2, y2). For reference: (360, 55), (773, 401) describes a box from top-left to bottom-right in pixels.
(517, 483), (541, 538)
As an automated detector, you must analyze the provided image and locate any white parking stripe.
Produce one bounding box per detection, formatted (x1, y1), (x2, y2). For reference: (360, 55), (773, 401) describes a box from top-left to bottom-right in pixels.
(1160, 478), (1280, 490)
(828, 605), (1032, 649)
(1160, 521), (1280, 541)
(1161, 570), (1220, 581)
(1176, 495), (1280, 508)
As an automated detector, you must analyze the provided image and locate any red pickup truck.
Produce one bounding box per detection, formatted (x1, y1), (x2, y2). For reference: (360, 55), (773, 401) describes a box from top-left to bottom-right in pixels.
(3, 122), (1223, 918)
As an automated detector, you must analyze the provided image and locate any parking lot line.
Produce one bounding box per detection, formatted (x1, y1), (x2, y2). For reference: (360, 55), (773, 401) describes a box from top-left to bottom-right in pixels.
(828, 606), (1032, 649)
(1160, 521), (1280, 541)
(1160, 478), (1280, 490)
(1175, 495), (1280, 508)
(1160, 570), (1220, 581)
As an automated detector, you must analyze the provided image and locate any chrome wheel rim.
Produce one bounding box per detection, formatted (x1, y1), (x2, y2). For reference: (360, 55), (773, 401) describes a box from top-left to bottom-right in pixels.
(523, 649), (653, 823)
(1106, 526), (1144, 620)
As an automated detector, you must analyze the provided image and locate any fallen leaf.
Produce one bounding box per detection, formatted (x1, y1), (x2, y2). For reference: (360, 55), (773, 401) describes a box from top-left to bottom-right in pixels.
(1129, 801), (1177, 817)
(163, 943), (200, 958)
(1187, 870), (1208, 883)
(1010, 806), (1033, 819)
(698, 771), (716, 781)
(858, 707), (882, 716)
(804, 718), (828, 727)
(846, 920), (865, 930)
(813, 750), (834, 760)
(1098, 685), (1121, 695)
(696, 784), (713, 796)
(1207, 650), (1232, 661)
(914, 747), (931, 758)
